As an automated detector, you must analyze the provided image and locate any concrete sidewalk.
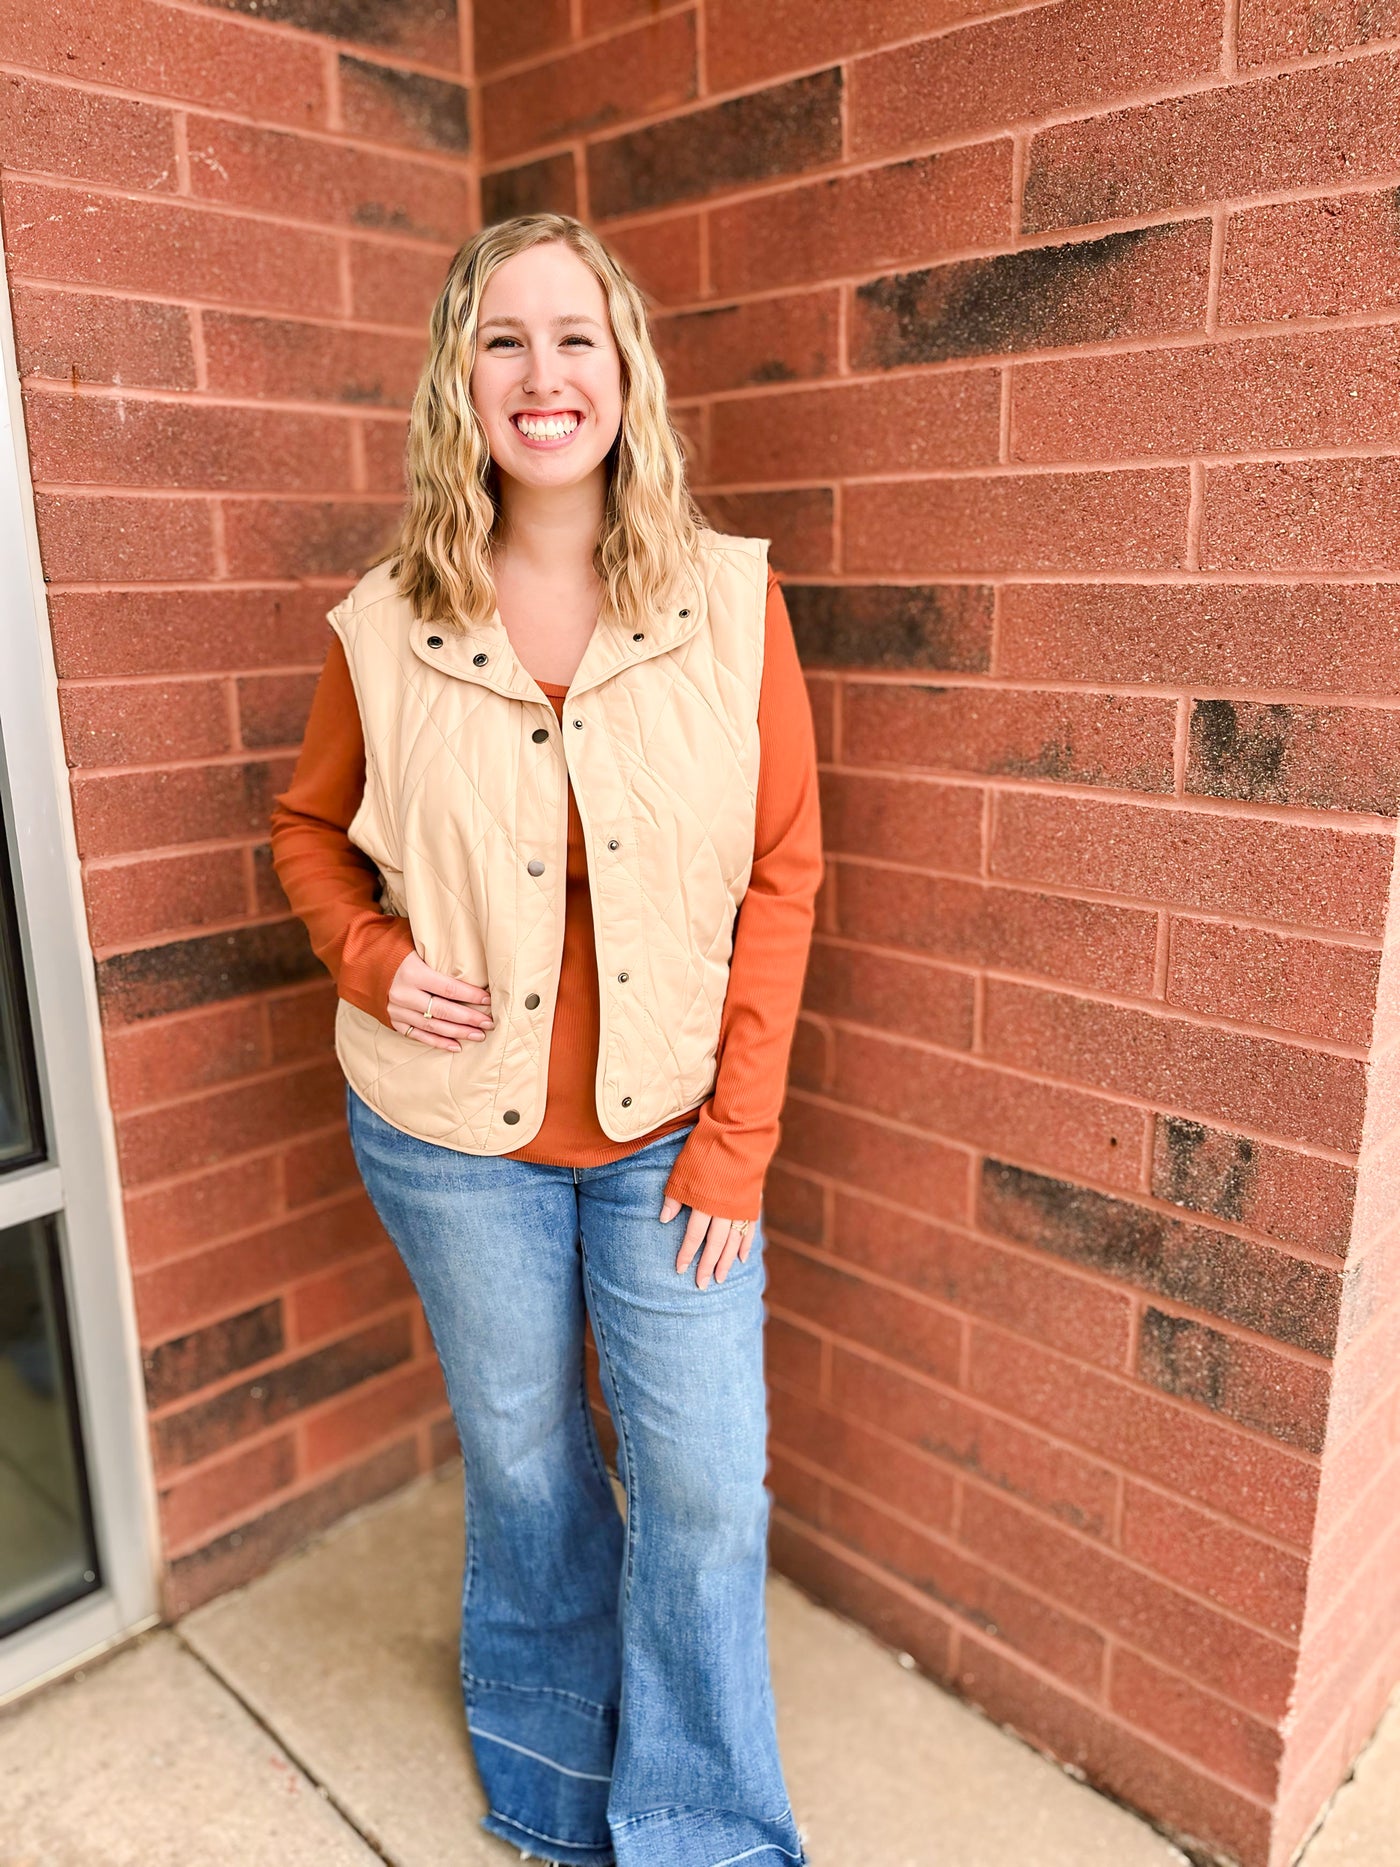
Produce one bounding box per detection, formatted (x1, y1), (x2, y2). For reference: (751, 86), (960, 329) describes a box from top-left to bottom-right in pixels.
(0, 1468), (1393, 1865)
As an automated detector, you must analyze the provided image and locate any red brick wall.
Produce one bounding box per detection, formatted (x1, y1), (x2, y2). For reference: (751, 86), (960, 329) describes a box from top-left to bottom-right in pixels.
(8, 3), (1400, 1863)
(0, 1), (473, 1611)
(473, 5), (1400, 1864)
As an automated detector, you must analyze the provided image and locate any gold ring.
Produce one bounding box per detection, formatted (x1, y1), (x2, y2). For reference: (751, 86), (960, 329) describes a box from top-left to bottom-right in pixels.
(423, 994), (435, 1021)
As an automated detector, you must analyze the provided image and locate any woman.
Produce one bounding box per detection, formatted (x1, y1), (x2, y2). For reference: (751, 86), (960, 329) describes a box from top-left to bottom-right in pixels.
(270, 212), (822, 1867)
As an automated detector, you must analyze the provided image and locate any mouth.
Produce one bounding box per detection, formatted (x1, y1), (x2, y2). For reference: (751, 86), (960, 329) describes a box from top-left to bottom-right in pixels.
(511, 409), (583, 447)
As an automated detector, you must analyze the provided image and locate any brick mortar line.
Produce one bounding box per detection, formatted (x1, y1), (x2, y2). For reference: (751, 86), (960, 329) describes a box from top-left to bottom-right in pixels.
(679, 307), (1400, 381)
(782, 1087), (1357, 1250)
(146, 1311), (426, 1430)
(772, 1411), (1314, 1650)
(499, 29), (1400, 173)
(161, 1409), (446, 1566)
(0, 56), (477, 142)
(120, 1115), (348, 1191)
(767, 1295), (1327, 1486)
(788, 678), (1397, 711)
(768, 1499), (1301, 1726)
(590, 157), (1400, 246)
(115, 1054), (344, 1125)
(126, 1198), (356, 1269)
(767, 1455), (1297, 1713)
(769, 1400), (1313, 1583)
(822, 779), (1400, 839)
(813, 912), (1382, 962)
(1307, 1466), (1400, 1643)
(3, 170), (463, 254)
(474, 0), (695, 89)
(815, 970), (1373, 1062)
(788, 1064), (1359, 1172)
(149, 0), (470, 74)
(696, 441), (1400, 479)
(770, 1219), (1339, 1376)
(480, 0), (1059, 108)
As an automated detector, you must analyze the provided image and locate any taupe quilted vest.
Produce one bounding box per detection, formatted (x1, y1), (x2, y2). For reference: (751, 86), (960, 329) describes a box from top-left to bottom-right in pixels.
(328, 527), (768, 1155)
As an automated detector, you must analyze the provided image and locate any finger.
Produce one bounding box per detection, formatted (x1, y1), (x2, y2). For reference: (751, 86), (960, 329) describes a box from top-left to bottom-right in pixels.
(390, 998), (493, 1039)
(416, 994), (496, 1033)
(394, 1017), (462, 1052)
(674, 1209), (711, 1275)
(412, 964), (492, 1005)
(712, 1229), (746, 1284)
(695, 1222), (736, 1289)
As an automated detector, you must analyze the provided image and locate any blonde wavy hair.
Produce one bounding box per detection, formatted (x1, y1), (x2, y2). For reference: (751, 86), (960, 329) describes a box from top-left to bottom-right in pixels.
(369, 212), (706, 631)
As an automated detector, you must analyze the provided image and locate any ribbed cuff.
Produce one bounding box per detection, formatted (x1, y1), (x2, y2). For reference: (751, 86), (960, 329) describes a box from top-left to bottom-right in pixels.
(663, 1115), (773, 1223)
(337, 915), (418, 1028)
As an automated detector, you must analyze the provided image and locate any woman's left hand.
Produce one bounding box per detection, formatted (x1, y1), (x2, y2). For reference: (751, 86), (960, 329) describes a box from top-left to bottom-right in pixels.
(660, 1196), (755, 1289)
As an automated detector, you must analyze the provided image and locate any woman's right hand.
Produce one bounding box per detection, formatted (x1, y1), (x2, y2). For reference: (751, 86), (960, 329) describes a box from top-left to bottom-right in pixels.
(387, 949), (494, 1052)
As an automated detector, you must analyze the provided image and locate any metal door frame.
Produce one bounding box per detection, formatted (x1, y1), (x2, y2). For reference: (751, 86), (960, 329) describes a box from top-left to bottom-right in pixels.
(0, 230), (160, 1703)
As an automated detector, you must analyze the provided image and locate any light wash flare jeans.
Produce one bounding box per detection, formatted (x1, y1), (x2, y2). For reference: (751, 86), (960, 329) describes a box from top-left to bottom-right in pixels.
(346, 1085), (808, 1867)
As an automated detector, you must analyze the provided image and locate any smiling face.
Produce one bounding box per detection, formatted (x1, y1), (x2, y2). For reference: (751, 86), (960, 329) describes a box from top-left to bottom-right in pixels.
(469, 240), (624, 496)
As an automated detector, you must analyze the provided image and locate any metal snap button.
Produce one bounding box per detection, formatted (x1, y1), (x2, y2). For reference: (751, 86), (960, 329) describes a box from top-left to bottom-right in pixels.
(617, 971), (629, 983)
(426, 634), (443, 648)
(473, 652), (488, 666)
(526, 858), (545, 876)
(503, 1109), (520, 1124)
(621, 1096), (632, 1107)
(531, 727), (549, 743)
(607, 838), (619, 850)
(524, 992), (540, 1010)
(678, 608), (689, 617)
(632, 632), (644, 642)
(572, 718), (583, 728)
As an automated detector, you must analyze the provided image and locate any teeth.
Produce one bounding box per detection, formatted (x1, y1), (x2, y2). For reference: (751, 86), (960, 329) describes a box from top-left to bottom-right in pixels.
(515, 413), (579, 439)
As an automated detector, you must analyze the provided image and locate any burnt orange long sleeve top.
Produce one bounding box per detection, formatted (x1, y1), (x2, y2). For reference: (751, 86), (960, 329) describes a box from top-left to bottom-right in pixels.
(269, 568), (823, 1222)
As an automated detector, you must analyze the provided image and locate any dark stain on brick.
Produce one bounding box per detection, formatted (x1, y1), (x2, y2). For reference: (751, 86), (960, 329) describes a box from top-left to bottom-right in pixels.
(1153, 1115), (1255, 1224)
(481, 151), (578, 222)
(97, 920), (326, 1026)
(1189, 698), (1288, 802)
(236, 671), (319, 749)
(164, 1437), (417, 1616)
(916, 1419), (1105, 1536)
(339, 54), (470, 153)
(587, 67), (843, 219)
(250, 842), (287, 915)
(980, 1158), (1340, 1356)
(1137, 1306), (1326, 1454)
(1189, 697), (1400, 815)
(196, 0), (458, 60)
(154, 1315), (413, 1469)
(144, 1301), (284, 1408)
(785, 583), (993, 673)
(852, 223), (1185, 369)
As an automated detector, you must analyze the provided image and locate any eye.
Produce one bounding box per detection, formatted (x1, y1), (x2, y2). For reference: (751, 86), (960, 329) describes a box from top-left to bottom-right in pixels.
(563, 335), (595, 347)
(484, 335), (519, 350)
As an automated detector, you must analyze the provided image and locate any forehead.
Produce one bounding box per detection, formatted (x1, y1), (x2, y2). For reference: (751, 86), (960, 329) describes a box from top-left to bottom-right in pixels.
(479, 241), (609, 320)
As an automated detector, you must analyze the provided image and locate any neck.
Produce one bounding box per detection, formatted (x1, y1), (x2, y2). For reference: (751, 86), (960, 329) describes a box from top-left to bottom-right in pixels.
(494, 467), (607, 581)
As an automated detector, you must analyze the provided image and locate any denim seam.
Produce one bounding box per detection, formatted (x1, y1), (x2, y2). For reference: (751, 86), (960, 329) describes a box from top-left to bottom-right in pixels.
(462, 1674), (616, 1719)
(576, 1342), (615, 1497)
(460, 1448), (481, 1713)
(707, 1846), (806, 1867)
(579, 1239), (639, 1623)
(482, 1807), (615, 1856)
(468, 1725), (613, 1783)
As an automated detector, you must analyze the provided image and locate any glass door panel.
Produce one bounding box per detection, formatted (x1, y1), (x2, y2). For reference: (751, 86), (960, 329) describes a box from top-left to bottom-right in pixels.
(0, 820), (42, 1171)
(0, 1215), (99, 1637)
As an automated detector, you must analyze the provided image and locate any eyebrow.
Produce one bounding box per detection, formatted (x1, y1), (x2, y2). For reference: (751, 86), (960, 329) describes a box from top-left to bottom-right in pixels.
(478, 314), (605, 331)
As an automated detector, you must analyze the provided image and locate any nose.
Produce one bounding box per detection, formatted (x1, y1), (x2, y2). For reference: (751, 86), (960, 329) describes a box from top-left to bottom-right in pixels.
(521, 338), (568, 399)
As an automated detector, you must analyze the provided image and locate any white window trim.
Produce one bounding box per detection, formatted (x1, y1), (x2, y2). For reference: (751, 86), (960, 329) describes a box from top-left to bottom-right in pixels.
(0, 237), (160, 1702)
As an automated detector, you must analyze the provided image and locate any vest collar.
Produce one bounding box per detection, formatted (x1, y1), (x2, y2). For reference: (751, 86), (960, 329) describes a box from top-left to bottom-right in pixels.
(407, 561), (709, 705)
